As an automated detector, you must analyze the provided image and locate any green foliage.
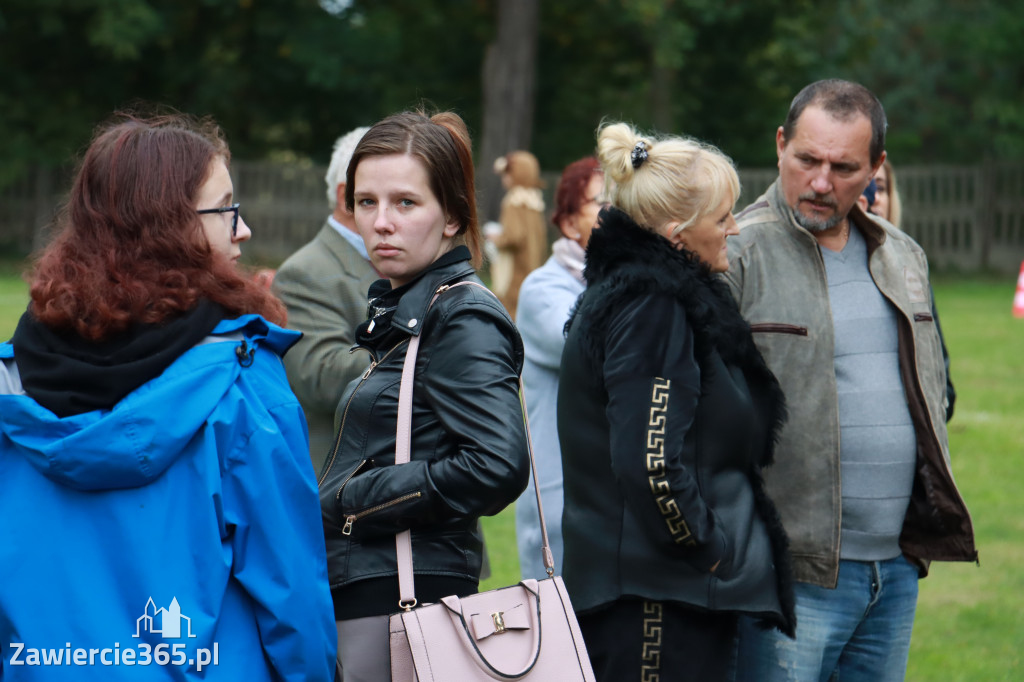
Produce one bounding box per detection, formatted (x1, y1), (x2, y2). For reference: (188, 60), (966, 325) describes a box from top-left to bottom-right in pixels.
(0, 0), (1020, 185)
(788, 0), (1024, 163)
(0, 0), (494, 183)
(532, 0), (808, 168)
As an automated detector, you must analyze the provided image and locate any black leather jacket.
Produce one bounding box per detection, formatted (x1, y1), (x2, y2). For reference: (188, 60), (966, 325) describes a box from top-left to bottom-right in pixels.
(319, 247), (529, 618)
(558, 208), (796, 634)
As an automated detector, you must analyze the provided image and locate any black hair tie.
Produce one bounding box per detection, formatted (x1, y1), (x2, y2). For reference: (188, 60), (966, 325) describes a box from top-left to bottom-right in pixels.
(631, 141), (649, 169)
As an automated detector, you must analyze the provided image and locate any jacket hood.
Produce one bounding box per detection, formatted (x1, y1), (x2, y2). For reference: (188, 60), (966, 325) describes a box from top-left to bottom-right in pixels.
(0, 315), (299, 492)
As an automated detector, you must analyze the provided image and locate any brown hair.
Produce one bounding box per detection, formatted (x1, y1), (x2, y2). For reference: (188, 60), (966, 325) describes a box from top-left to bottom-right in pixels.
(345, 110), (482, 266)
(29, 111), (285, 341)
(782, 79), (887, 166)
(551, 156), (602, 231)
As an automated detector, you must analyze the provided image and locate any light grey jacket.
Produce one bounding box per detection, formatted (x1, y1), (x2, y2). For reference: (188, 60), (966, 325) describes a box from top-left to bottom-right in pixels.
(272, 223), (377, 473)
(513, 252), (586, 580)
(723, 180), (977, 588)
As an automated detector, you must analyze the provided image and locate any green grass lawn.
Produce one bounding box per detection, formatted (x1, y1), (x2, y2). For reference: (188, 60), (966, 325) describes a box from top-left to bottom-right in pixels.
(905, 276), (1024, 681)
(1, 264), (1020, 679)
(0, 260), (28, 341)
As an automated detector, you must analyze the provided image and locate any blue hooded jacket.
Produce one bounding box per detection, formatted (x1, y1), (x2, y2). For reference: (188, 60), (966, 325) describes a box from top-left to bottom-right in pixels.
(0, 315), (336, 681)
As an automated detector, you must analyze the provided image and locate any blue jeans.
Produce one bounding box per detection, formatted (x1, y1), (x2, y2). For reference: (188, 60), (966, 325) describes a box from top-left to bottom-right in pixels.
(734, 556), (919, 682)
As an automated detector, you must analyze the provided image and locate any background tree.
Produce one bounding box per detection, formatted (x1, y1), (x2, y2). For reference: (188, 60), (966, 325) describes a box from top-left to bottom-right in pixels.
(478, 0), (540, 221)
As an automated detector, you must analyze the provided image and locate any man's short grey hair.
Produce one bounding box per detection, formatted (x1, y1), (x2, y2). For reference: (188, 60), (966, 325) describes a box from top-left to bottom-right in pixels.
(326, 126), (370, 208)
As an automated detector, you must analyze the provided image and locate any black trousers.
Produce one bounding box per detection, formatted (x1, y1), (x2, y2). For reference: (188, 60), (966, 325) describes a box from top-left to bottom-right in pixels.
(577, 598), (737, 682)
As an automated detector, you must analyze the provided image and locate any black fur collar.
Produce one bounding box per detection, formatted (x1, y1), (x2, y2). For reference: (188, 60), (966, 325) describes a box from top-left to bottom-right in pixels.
(577, 206), (795, 634)
(576, 206), (752, 367)
(570, 205), (787, 455)
(584, 205), (710, 283)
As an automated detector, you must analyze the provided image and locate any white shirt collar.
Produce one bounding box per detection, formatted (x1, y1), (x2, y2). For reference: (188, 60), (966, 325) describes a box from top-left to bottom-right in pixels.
(327, 215), (370, 261)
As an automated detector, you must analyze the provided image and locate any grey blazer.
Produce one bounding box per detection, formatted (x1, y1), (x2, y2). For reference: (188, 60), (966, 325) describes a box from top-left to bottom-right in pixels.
(272, 222), (378, 472)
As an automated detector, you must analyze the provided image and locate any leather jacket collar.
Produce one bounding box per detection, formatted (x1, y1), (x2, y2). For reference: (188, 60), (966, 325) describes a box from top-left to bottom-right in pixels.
(360, 245), (475, 341)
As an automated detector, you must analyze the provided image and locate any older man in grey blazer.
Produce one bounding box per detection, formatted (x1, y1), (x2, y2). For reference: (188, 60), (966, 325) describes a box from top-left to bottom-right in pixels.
(273, 127), (377, 473)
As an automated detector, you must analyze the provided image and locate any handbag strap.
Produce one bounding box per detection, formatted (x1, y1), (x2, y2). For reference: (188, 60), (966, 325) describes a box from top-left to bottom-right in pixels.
(395, 281), (555, 611)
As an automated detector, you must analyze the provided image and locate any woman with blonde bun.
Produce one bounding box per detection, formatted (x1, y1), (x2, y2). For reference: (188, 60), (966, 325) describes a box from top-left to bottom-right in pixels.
(557, 122), (796, 680)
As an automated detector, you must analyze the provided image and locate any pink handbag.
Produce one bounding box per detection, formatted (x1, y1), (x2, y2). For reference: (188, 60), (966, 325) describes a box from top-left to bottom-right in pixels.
(388, 282), (595, 682)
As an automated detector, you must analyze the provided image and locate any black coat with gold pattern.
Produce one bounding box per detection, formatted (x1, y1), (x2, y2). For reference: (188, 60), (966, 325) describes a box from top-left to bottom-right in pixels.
(557, 206), (795, 634)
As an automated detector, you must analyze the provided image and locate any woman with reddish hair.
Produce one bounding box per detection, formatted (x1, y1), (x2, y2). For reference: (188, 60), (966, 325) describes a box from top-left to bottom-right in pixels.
(514, 156), (603, 580)
(0, 112), (336, 681)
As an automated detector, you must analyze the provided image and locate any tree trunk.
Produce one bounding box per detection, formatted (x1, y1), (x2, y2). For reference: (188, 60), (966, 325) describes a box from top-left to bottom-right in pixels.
(478, 0), (539, 223)
(651, 57), (674, 134)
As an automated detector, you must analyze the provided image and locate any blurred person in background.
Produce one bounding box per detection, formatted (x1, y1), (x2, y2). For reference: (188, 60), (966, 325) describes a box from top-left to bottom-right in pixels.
(0, 111), (336, 681)
(871, 158), (901, 228)
(486, 150), (547, 319)
(558, 122), (796, 681)
(514, 156), (603, 580)
(272, 126), (377, 473)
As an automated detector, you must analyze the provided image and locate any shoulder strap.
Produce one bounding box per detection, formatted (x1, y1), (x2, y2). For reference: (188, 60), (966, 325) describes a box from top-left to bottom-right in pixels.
(395, 281), (554, 610)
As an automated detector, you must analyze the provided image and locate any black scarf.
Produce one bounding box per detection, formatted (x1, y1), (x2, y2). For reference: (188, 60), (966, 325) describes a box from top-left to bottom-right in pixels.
(11, 300), (224, 417)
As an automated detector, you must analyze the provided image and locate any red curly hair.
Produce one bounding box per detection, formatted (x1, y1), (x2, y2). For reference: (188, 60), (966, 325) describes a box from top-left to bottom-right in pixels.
(29, 112), (285, 341)
(551, 156), (602, 232)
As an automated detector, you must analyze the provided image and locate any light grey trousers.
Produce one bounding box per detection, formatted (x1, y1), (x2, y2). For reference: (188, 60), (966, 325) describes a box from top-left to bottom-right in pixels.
(336, 614), (391, 682)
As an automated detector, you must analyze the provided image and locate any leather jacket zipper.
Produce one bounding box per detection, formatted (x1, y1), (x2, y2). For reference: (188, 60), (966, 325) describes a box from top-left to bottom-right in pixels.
(341, 492), (423, 536)
(317, 340), (409, 486)
(749, 322), (809, 336)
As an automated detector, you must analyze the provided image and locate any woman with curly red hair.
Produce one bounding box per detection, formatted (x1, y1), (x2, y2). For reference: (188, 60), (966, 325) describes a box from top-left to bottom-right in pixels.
(0, 112), (336, 681)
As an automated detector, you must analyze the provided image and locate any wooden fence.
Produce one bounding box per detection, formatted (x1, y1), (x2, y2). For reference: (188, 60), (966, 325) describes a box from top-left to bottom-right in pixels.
(3, 161), (1023, 274)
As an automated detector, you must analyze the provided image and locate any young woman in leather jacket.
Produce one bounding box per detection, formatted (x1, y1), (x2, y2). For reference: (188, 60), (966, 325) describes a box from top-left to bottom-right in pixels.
(557, 123), (796, 681)
(318, 111), (530, 681)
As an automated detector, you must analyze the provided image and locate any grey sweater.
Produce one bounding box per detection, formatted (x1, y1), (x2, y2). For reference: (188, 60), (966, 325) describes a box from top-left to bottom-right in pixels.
(820, 226), (916, 561)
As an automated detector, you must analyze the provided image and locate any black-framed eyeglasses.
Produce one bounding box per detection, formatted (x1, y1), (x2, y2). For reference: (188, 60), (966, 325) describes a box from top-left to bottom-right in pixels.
(197, 203), (241, 236)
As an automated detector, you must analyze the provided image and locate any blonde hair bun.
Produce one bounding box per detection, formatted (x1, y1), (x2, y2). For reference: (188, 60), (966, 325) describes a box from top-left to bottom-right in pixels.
(597, 122), (651, 186)
(594, 121), (740, 237)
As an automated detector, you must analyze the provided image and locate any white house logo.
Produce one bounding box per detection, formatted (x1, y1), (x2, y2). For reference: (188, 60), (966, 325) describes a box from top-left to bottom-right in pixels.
(8, 596), (219, 669)
(134, 597), (197, 639)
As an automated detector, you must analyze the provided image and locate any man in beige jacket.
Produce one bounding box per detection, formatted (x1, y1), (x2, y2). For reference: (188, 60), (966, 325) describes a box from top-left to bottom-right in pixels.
(725, 79), (977, 682)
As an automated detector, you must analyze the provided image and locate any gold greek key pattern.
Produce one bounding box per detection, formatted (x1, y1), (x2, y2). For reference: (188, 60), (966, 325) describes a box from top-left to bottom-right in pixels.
(646, 378), (696, 546)
(641, 600), (663, 682)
